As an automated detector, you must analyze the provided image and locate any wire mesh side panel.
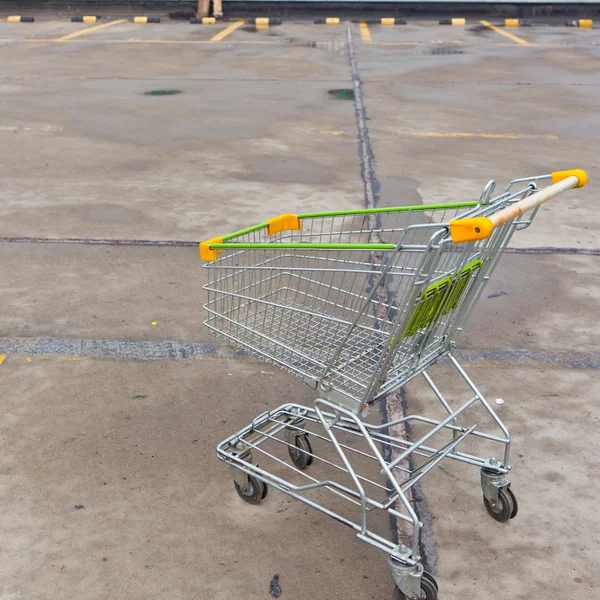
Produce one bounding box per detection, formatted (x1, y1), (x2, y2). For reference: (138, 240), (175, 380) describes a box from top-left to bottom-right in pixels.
(204, 206), (470, 406)
(372, 184), (540, 402)
(204, 187), (541, 410)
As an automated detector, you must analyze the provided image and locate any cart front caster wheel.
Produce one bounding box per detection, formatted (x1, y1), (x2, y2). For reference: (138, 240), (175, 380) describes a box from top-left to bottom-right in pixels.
(234, 475), (266, 505)
(483, 486), (517, 522)
(288, 434), (314, 469)
(393, 571), (438, 600)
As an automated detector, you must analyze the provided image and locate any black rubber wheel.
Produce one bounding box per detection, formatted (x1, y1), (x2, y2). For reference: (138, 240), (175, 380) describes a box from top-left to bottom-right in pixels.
(393, 572), (438, 600)
(288, 434), (313, 469)
(483, 486), (515, 522)
(422, 572), (439, 593)
(506, 485), (518, 519)
(261, 479), (269, 500)
(234, 475), (265, 505)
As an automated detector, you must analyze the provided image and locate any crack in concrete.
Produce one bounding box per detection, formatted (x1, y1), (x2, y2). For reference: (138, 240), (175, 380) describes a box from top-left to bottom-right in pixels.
(345, 21), (438, 574)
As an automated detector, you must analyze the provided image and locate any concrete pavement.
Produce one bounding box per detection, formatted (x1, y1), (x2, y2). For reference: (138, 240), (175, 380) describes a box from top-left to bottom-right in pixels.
(0, 17), (598, 600)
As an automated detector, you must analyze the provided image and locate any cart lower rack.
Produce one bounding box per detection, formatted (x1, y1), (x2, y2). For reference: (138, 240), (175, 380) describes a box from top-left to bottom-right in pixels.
(201, 170), (587, 600)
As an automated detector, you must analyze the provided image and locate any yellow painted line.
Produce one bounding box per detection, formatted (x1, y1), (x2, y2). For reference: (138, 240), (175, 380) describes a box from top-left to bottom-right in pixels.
(56, 18), (127, 41)
(480, 20), (530, 46)
(409, 132), (558, 140)
(359, 20), (372, 44)
(0, 354), (5, 364)
(210, 19), (245, 42)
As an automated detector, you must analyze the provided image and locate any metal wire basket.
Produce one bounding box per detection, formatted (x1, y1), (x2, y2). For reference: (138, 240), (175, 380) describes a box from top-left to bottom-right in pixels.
(201, 169), (587, 600)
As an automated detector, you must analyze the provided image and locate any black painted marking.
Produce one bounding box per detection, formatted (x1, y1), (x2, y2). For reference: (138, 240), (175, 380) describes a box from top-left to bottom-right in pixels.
(0, 336), (598, 368)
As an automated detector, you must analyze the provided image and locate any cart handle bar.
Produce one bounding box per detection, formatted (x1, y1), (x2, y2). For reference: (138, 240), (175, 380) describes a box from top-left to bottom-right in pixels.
(449, 169), (588, 244)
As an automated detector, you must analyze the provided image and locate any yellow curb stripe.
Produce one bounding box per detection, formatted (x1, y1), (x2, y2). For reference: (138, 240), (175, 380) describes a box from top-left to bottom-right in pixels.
(359, 20), (372, 44)
(480, 19), (530, 46)
(56, 18), (127, 41)
(210, 19), (245, 41)
(0, 354), (6, 364)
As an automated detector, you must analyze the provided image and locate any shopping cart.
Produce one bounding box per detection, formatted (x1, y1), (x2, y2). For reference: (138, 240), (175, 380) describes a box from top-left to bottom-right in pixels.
(200, 169), (587, 600)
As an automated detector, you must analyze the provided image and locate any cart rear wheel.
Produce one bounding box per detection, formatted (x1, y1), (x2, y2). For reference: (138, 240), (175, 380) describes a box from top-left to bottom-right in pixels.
(422, 572), (438, 592)
(393, 572), (438, 600)
(234, 475), (265, 505)
(288, 434), (314, 469)
(506, 485), (518, 518)
(483, 486), (515, 522)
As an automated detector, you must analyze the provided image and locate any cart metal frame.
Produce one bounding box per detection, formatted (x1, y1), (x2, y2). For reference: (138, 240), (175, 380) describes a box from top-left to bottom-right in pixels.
(201, 169), (587, 600)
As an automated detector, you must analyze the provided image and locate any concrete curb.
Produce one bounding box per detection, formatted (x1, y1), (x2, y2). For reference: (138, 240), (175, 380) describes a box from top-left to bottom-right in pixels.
(71, 16), (99, 23)
(190, 17), (217, 24)
(381, 18), (407, 25)
(254, 17), (282, 25)
(440, 17), (466, 25)
(6, 16), (34, 23)
(133, 16), (161, 24)
(314, 17), (341, 25)
(566, 18), (594, 26)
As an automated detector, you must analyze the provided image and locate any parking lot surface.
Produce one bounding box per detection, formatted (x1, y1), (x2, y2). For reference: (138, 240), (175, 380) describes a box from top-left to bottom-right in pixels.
(1, 17), (599, 600)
